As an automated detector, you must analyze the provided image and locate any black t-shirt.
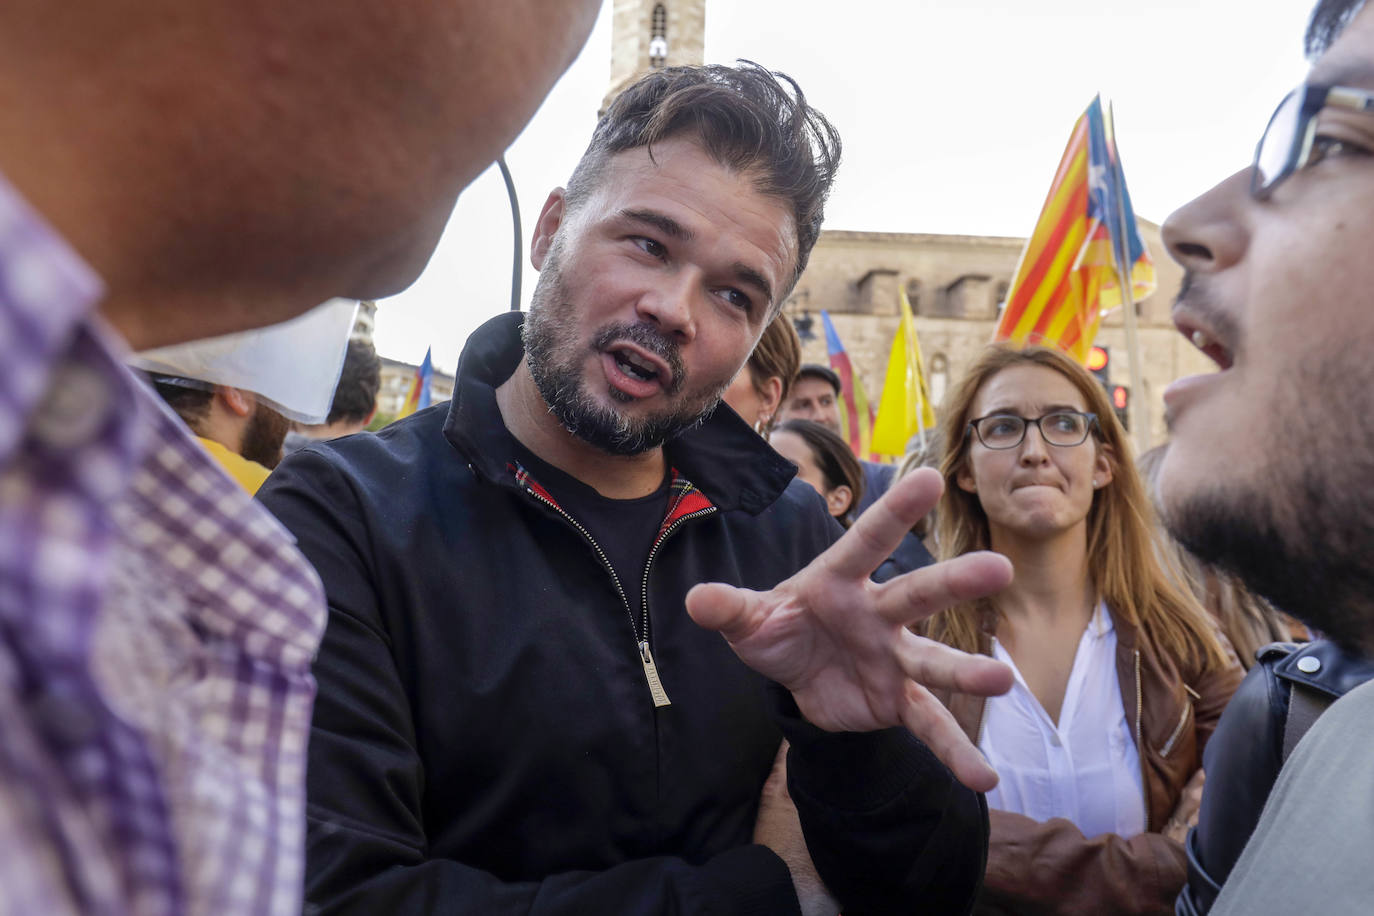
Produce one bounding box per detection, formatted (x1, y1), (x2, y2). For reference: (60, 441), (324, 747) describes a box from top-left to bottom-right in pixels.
(510, 440), (671, 619)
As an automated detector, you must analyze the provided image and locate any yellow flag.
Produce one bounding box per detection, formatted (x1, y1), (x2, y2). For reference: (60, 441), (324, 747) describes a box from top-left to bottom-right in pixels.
(871, 287), (937, 457)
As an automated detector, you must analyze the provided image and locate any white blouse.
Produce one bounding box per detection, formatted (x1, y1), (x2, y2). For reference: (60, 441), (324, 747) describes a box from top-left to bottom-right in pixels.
(980, 602), (1147, 839)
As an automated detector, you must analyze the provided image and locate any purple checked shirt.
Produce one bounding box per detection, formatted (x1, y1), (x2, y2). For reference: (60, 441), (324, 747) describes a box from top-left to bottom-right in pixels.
(0, 175), (326, 913)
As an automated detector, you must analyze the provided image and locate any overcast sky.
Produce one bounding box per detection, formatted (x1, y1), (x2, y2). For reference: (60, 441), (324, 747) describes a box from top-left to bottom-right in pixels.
(374, 0), (1314, 374)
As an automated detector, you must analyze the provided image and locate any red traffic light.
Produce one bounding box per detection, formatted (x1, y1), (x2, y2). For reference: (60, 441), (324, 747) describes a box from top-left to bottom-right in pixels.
(1086, 346), (1109, 372)
(1111, 385), (1129, 410)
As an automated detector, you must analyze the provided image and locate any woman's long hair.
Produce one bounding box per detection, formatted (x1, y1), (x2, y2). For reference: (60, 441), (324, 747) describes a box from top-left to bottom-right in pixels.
(774, 418), (864, 527)
(927, 344), (1227, 670)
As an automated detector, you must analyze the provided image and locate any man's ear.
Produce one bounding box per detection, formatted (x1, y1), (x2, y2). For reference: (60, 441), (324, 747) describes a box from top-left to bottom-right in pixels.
(218, 386), (254, 418)
(530, 189), (567, 271)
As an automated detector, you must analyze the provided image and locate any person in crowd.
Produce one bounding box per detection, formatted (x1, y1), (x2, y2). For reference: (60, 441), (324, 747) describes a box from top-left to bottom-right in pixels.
(149, 375), (291, 493)
(893, 428), (945, 550)
(0, 1), (601, 911)
(770, 419), (865, 526)
(1152, 1), (1374, 909)
(722, 311), (801, 434)
(924, 344), (1242, 916)
(1137, 444), (1303, 668)
(779, 363), (895, 514)
(260, 62), (1016, 915)
(283, 338), (383, 454)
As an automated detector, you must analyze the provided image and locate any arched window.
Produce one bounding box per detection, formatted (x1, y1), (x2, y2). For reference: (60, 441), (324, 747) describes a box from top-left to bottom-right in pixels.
(649, 5), (668, 67)
(929, 353), (949, 409)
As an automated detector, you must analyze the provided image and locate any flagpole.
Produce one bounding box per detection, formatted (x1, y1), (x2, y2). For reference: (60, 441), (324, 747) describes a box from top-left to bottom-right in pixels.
(1107, 102), (1150, 457)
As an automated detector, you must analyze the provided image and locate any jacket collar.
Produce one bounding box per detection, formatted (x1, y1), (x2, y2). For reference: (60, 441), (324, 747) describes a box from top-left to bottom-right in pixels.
(443, 312), (798, 514)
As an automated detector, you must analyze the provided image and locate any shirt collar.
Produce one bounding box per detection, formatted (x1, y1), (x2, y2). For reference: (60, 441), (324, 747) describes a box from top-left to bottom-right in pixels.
(0, 172), (105, 464)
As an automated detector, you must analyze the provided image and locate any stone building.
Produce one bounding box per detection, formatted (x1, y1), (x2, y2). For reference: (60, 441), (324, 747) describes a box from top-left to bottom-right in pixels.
(376, 356), (455, 418)
(604, 0), (1209, 452)
(783, 222), (1210, 448)
(603, 0), (706, 113)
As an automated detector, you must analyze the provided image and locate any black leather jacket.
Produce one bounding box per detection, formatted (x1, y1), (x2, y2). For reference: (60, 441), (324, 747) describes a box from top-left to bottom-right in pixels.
(261, 312), (992, 916)
(1177, 639), (1374, 915)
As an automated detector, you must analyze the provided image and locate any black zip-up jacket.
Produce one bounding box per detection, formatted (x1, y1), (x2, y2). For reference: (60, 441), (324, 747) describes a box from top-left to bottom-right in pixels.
(259, 312), (989, 915)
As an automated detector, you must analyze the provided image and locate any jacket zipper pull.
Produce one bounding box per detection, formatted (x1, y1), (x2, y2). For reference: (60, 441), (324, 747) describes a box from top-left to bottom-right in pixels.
(639, 640), (672, 708)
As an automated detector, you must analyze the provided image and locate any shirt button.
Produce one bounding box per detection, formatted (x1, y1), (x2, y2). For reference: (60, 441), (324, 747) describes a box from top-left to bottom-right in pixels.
(1297, 656), (1322, 674)
(30, 685), (101, 748)
(31, 364), (111, 449)
(1049, 733), (1062, 748)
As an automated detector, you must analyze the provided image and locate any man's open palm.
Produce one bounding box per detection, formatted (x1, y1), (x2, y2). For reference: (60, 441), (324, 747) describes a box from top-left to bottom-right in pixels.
(686, 468), (1014, 792)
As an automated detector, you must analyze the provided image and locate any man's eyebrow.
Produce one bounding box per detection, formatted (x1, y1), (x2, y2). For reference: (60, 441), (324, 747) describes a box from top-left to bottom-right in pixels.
(732, 262), (774, 306)
(619, 208), (693, 242)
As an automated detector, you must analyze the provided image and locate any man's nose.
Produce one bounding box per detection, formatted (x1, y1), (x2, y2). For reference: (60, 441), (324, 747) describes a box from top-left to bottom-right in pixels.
(636, 270), (698, 342)
(1162, 169), (1252, 276)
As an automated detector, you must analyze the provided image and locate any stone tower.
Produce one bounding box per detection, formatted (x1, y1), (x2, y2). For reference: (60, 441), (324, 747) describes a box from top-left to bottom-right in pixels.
(602, 0), (706, 113)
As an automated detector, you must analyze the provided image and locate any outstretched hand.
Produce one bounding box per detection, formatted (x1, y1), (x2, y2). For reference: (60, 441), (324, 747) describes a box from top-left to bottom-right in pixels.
(686, 467), (1015, 792)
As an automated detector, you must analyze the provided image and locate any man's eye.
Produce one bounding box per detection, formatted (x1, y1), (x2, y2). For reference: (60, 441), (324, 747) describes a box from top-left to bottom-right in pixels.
(1309, 134), (1373, 166)
(718, 288), (753, 312)
(632, 237), (667, 259)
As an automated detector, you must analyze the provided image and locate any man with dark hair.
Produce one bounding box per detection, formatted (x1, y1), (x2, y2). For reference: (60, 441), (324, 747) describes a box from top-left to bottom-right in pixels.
(0, 1), (599, 911)
(261, 62), (1012, 915)
(1156, 0), (1374, 910)
(781, 364), (844, 432)
(151, 375), (291, 492)
(284, 338), (382, 453)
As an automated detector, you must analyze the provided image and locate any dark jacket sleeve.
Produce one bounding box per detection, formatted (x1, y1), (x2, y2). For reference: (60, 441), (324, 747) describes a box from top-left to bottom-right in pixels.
(770, 689), (990, 916)
(259, 449), (801, 916)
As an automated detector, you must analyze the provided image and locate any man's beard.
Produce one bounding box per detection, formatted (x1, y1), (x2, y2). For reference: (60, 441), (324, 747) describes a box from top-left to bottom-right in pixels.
(1163, 359), (1374, 656)
(521, 245), (729, 457)
(241, 402), (291, 469)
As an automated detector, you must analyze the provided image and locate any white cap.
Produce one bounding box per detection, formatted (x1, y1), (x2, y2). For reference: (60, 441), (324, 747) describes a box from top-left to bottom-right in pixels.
(131, 298), (359, 424)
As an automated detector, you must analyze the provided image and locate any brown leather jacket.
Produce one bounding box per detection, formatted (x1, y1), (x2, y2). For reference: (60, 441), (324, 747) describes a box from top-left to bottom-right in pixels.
(940, 608), (1242, 916)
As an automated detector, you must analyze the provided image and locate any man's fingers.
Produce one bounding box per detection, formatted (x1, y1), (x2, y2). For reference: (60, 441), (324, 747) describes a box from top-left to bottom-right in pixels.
(686, 581), (766, 641)
(821, 468), (945, 581)
(898, 683), (1001, 792)
(873, 550), (1014, 626)
(895, 631), (1014, 698)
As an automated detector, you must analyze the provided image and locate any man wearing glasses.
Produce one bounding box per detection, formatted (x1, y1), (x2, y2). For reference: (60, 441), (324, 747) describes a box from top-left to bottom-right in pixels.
(1155, 0), (1374, 910)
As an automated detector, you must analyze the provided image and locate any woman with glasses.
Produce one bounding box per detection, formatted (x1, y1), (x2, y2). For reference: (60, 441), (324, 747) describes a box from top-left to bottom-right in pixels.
(924, 345), (1241, 916)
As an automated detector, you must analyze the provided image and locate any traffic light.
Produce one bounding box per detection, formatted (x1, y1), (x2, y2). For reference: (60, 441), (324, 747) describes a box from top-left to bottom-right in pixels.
(1086, 346), (1110, 386)
(1110, 384), (1129, 430)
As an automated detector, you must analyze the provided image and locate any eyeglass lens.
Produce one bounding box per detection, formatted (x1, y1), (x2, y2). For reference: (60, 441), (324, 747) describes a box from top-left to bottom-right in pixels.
(975, 412), (1091, 449)
(1255, 88), (1305, 194)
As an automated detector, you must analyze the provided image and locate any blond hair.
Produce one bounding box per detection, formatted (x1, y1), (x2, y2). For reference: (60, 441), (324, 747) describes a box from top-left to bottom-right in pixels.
(928, 344), (1227, 670)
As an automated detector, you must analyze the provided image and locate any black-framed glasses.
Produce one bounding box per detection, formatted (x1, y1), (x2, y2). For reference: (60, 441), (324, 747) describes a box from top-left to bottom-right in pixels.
(1252, 84), (1374, 199)
(966, 411), (1098, 450)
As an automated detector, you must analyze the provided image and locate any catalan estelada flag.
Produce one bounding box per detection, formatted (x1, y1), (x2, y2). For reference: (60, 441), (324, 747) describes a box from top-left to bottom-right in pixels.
(397, 347), (433, 419)
(820, 311), (876, 460)
(994, 96), (1155, 363)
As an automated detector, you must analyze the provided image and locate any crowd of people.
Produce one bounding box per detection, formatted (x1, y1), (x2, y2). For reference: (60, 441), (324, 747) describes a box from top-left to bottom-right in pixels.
(3, 0), (1374, 913)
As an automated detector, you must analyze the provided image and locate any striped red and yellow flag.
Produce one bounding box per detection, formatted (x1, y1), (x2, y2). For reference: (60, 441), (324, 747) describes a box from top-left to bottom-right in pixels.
(994, 97), (1155, 363)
